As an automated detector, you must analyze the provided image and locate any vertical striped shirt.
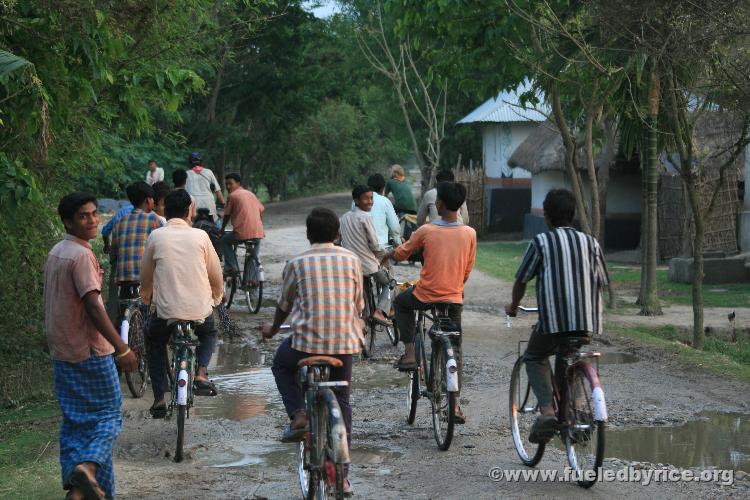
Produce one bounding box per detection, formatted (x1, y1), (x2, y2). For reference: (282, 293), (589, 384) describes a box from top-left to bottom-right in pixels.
(516, 227), (609, 335)
(279, 243), (365, 355)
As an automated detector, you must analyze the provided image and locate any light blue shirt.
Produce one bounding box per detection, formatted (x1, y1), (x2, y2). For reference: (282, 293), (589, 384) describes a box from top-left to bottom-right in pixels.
(101, 203), (133, 237)
(351, 192), (401, 249)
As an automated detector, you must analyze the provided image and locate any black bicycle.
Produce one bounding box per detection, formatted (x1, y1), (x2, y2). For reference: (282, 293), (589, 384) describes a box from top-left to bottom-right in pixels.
(361, 272), (398, 359)
(508, 307), (607, 488)
(116, 282), (148, 398)
(224, 236), (264, 313)
(405, 304), (461, 450)
(165, 321), (199, 463)
(296, 356), (350, 499)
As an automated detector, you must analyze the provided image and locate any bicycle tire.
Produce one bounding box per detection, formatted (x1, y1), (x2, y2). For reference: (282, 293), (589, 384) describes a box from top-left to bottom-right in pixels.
(430, 345), (455, 451)
(244, 281), (263, 314)
(565, 366), (605, 488)
(333, 463), (345, 500)
(124, 307), (148, 398)
(307, 402), (329, 500)
(297, 438), (310, 499)
(406, 370), (419, 424)
(509, 357), (546, 466)
(175, 404), (186, 462)
(224, 275), (237, 310)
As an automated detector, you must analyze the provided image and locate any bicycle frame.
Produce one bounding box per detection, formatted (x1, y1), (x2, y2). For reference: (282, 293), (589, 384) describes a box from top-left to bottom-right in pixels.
(301, 365), (350, 466)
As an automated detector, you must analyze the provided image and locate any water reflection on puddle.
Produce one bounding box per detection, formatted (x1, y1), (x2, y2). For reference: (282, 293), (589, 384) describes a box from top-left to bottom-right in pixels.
(606, 412), (750, 470)
(352, 362), (408, 390)
(597, 352), (639, 365)
(202, 444), (401, 469)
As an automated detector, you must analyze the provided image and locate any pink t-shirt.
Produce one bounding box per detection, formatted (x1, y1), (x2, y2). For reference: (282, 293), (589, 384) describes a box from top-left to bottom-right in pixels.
(225, 188), (265, 240)
(44, 235), (114, 362)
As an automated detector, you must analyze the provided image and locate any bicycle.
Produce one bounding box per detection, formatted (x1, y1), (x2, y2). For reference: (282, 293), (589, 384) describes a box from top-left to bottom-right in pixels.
(223, 235), (264, 313)
(404, 304), (461, 451)
(508, 307), (607, 488)
(164, 320), (200, 463)
(296, 356), (350, 500)
(360, 272), (398, 359)
(116, 281), (148, 398)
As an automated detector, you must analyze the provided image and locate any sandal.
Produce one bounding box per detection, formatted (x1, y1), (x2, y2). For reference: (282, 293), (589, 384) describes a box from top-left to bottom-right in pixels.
(69, 465), (105, 500)
(394, 355), (417, 372)
(343, 479), (354, 497)
(149, 402), (167, 419)
(193, 379), (218, 396)
(454, 407), (466, 425)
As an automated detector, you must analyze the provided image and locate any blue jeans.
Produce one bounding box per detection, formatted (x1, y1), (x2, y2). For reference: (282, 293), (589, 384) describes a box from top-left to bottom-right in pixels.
(146, 315), (217, 401)
(219, 233), (260, 275)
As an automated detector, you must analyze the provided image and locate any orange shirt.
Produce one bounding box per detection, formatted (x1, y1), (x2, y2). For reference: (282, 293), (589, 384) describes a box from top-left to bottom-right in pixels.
(225, 188), (264, 240)
(393, 223), (476, 304)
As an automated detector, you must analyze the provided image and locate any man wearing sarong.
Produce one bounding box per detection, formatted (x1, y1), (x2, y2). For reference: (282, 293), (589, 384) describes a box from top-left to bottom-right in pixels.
(44, 192), (137, 500)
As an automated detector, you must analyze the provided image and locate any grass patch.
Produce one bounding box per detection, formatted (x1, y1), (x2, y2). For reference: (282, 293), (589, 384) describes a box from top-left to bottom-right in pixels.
(476, 241), (750, 308)
(0, 401), (61, 499)
(608, 323), (750, 382)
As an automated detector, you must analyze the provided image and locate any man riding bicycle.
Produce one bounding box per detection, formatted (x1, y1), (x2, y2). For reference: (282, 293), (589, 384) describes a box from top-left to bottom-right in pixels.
(382, 181), (476, 423)
(340, 184), (393, 327)
(140, 190), (225, 417)
(262, 208), (363, 496)
(505, 189), (609, 443)
(218, 172), (265, 277)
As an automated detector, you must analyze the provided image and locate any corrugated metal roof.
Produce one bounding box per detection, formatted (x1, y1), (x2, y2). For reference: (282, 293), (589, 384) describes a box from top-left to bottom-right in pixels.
(457, 81), (549, 124)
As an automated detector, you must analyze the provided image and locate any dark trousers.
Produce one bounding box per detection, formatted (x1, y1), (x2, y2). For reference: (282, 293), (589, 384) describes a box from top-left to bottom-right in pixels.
(271, 336), (353, 441)
(523, 326), (588, 408)
(219, 234), (260, 275)
(393, 286), (464, 391)
(146, 315), (217, 401)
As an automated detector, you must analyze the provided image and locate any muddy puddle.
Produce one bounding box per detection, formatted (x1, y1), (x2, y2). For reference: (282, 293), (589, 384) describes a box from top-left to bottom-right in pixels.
(606, 412), (750, 470)
(352, 362), (409, 390)
(597, 352), (639, 365)
(201, 444), (401, 469)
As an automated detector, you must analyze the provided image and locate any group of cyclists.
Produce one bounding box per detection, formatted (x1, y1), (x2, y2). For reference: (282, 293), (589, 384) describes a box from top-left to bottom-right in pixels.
(44, 151), (608, 499)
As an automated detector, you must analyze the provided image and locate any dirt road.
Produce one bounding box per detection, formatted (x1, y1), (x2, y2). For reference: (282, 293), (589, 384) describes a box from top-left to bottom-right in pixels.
(114, 193), (750, 499)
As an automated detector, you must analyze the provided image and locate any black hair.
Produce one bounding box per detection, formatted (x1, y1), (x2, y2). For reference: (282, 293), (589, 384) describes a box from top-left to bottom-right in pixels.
(436, 181), (466, 211)
(351, 184), (372, 200)
(225, 172), (242, 184)
(367, 173), (386, 193)
(306, 208), (339, 244)
(148, 159), (157, 165)
(152, 181), (170, 203)
(543, 189), (576, 227)
(58, 192), (97, 223)
(172, 169), (188, 187)
(435, 170), (455, 183)
(126, 181), (155, 207)
(165, 189), (192, 219)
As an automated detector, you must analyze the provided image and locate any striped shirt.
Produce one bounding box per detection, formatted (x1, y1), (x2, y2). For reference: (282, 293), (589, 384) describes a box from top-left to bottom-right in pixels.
(279, 243), (365, 355)
(339, 208), (383, 276)
(111, 210), (163, 282)
(516, 227), (609, 335)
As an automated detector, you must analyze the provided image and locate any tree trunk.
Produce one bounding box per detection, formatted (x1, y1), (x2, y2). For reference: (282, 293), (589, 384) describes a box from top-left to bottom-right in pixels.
(637, 151), (647, 306)
(684, 175), (705, 348)
(598, 122), (617, 307)
(584, 104), (601, 239)
(640, 69), (663, 316)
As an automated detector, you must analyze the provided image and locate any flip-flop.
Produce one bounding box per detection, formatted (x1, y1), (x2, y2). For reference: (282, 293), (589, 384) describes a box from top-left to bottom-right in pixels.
(193, 379), (218, 396)
(149, 403), (167, 419)
(69, 465), (104, 500)
(394, 355), (417, 372)
(454, 408), (466, 425)
(343, 479), (354, 497)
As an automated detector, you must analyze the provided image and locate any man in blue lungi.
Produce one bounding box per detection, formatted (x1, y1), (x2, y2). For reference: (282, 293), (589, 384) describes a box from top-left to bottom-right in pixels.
(44, 192), (137, 499)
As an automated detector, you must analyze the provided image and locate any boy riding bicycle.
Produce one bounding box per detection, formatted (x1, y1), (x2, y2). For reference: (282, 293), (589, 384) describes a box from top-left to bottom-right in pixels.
(382, 181), (476, 423)
(505, 189), (609, 443)
(218, 172), (265, 278)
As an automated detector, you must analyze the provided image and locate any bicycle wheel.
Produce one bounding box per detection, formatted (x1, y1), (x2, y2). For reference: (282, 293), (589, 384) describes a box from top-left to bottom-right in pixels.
(307, 403), (329, 500)
(430, 344), (455, 451)
(175, 404), (186, 462)
(224, 275), (237, 310)
(243, 261), (263, 314)
(509, 357), (546, 466)
(124, 307), (148, 398)
(565, 366), (605, 488)
(297, 438), (310, 499)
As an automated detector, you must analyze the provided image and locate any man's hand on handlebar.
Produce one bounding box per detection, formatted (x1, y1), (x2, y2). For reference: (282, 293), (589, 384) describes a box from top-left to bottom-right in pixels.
(260, 323), (277, 342)
(505, 303), (518, 317)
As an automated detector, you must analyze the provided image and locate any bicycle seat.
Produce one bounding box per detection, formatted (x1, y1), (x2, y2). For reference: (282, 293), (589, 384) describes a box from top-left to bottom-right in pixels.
(118, 281), (141, 299)
(297, 356), (344, 368)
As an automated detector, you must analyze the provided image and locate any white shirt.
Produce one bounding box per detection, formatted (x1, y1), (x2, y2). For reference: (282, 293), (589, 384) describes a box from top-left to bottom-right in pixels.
(145, 167), (164, 185)
(186, 167), (220, 217)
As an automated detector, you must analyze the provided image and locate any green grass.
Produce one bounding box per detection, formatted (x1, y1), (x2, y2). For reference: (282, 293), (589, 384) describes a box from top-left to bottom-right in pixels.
(476, 241), (750, 308)
(0, 401), (61, 499)
(608, 323), (750, 382)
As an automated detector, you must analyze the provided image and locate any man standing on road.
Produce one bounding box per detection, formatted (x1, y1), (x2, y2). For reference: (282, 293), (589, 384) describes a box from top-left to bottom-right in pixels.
(219, 173), (265, 277)
(45, 192), (137, 500)
(140, 189), (224, 417)
(417, 170), (469, 227)
(262, 208), (363, 496)
(340, 185), (393, 326)
(382, 181), (476, 423)
(384, 164), (417, 217)
(185, 152), (224, 221)
(505, 189), (609, 443)
(145, 159), (164, 186)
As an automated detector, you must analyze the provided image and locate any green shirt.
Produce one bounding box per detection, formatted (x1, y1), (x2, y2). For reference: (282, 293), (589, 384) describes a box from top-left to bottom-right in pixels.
(385, 178), (417, 212)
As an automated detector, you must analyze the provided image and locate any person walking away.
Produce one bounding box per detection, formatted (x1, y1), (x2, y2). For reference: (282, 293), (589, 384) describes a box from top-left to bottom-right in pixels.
(172, 168), (197, 221)
(185, 152), (224, 221)
(361, 173), (401, 249)
(110, 182), (163, 287)
(417, 170), (469, 227)
(140, 189), (224, 417)
(505, 189), (609, 443)
(382, 181), (476, 423)
(219, 173), (265, 277)
(151, 181), (170, 225)
(145, 159), (164, 186)
(384, 164), (417, 218)
(262, 208), (364, 496)
(340, 185), (393, 326)
(45, 192), (137, 500)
